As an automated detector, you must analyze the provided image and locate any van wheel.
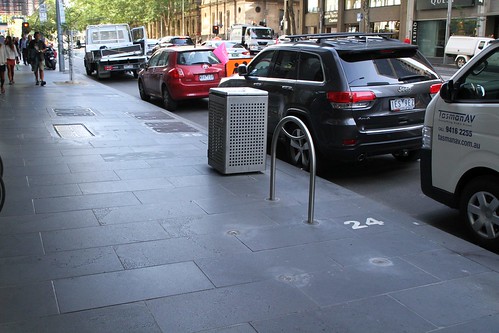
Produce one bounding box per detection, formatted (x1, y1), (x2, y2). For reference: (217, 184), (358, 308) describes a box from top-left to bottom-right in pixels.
(162, 87), (178, 111)
(285, 122), (311, 171)
(460, 176), (499, 251)
(456, 57), (466, 68)
(392, 149), (420, 162)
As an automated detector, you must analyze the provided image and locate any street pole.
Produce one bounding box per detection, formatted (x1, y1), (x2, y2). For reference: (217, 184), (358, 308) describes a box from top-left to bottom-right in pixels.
(443, 0), (452, 65)
(55, 0), (65, 72)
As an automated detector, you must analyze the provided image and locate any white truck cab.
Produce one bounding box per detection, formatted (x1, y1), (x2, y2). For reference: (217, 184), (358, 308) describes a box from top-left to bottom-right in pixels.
(421, 40), (499, 251)
(444, 35), (494, 68)
(229, 24), (275, 55)
(84, 24), (147, 79)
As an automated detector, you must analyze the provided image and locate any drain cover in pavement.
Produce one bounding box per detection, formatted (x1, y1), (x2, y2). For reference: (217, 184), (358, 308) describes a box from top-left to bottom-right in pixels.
(128, 111), (173, 120)
(145, 122), (198, 133)
(53, 108), (95, 116)
(54, 124), (94, 138)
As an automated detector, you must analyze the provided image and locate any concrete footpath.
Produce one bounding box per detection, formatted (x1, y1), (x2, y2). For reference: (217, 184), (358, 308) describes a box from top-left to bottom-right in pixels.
(0, 65), (498, 332)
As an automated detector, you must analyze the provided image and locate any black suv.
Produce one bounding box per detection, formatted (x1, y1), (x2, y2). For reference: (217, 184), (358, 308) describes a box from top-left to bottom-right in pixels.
(219, 33), (443, 167)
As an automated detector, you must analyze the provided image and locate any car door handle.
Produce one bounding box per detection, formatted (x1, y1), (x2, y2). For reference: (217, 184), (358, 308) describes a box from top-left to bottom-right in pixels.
(253, 82), (263, 87)
(282, 85), (293, 91)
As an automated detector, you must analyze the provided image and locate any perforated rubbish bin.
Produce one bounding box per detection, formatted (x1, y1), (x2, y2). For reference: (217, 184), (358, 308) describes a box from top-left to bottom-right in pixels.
(208, 87), (268, 174)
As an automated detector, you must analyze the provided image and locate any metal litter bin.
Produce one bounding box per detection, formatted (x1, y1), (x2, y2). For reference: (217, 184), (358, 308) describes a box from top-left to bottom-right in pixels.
(208, 87), (268, 174)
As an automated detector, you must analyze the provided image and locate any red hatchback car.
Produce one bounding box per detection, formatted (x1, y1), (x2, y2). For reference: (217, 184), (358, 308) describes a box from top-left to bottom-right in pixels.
(138, 46), (226, 110)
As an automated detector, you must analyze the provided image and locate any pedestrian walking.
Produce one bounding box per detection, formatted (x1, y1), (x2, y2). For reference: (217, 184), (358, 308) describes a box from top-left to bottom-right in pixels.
(28, 32), (46, 86)
(0, 36), (7, 93)
(4, 36), (20, 85)
(19, 34), (29, 65)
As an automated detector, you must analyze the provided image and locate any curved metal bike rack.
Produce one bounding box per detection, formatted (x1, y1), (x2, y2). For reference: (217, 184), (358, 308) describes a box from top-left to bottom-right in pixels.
(269, 116), (317, 224)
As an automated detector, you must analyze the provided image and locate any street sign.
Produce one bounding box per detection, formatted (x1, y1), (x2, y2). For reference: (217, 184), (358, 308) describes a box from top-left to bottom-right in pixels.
(39, 3), (47, 22)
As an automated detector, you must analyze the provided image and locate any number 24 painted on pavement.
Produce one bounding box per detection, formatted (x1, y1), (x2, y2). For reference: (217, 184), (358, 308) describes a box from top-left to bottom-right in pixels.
(344, 218), (384, 229)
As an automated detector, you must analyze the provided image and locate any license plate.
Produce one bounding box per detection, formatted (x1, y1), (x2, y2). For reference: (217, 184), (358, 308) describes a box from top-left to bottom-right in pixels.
(124, 64), (134, 69)
(390, 98), (415, 111)
(199, 74), (214, 81)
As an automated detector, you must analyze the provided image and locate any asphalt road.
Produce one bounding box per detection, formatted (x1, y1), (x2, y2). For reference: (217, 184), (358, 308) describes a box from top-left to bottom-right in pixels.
(70, 51), (482, 251)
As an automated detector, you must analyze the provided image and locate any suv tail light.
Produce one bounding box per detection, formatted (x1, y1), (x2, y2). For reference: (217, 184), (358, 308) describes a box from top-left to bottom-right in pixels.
(430, 83), (442, 94)
(327, 91), (376, 109)
(169, 68), (185, 79)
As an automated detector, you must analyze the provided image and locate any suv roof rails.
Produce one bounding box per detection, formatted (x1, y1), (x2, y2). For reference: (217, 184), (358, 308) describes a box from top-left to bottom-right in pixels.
(287, 32), (395, 43)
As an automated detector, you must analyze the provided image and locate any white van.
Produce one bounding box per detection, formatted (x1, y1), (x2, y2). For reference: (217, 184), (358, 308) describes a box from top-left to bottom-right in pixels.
(421, 40), (499, 251)
(444, 35), (494, 68)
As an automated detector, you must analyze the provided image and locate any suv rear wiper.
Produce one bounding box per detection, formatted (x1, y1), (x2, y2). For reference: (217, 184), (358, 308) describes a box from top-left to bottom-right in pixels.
(398, 74), (427, 82)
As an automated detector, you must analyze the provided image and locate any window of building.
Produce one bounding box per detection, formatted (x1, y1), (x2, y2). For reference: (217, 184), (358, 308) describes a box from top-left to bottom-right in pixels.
(308, 0), (319, 13)
(369, 0), (400, 7)
(326, 0), (339, 11)
(345, 0), (361, 10)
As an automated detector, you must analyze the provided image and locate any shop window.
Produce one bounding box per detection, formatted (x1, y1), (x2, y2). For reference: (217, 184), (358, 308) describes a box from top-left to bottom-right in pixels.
(371, 21), (400, 39)
(369, 0), (400, 7)
(345, 0), (361, 10)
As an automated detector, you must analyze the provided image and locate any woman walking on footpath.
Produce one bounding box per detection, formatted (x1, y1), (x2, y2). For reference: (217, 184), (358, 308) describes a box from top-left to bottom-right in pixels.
(0, 36), (7, 93)
(5, 36), (19, 85)
(28, 32), (46, 86)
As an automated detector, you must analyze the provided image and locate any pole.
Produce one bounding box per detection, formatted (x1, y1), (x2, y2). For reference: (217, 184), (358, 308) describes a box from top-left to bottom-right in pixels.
(443, 0), (452, 65)
(68, 30), (74, 81)
(182, 0), (185, 35)
(55, 0), (65, 72)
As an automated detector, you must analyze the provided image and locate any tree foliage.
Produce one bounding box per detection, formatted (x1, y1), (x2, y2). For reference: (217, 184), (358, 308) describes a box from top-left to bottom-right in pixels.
(26, 0), (173, 35)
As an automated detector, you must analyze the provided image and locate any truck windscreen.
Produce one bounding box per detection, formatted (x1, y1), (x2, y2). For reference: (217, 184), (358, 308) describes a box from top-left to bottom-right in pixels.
(249, 28), (273, 39)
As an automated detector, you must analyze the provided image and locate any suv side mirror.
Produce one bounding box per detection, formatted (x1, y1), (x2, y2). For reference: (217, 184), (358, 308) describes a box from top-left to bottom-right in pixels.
(237, 64), (248, 76)
(439, 80), (455, 103)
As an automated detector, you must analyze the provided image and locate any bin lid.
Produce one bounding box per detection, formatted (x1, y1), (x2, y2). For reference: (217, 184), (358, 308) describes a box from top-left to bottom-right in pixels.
(209, 87), (268, 97)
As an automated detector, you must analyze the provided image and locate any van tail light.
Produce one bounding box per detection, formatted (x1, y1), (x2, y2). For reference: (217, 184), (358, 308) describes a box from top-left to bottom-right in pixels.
(327, 91), (376, 109)
(169, 68), (185, 79)
(430, 83), (442, 94)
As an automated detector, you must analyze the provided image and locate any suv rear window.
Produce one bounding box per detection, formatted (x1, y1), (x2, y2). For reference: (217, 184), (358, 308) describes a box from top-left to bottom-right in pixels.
(340, 54), (438, 87)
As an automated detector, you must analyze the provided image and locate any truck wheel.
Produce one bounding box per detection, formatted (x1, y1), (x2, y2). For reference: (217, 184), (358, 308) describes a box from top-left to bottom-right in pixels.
(138, 80), (150, 102)
(84, 61), (92, 75)
(162, 87), (178, 111)
(456, 57), (466, 68)
(460, 175), (499, 251)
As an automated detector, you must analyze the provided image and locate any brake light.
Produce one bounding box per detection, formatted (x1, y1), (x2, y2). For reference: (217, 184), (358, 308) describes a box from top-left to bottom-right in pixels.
(169, 68), (185, 79)
(327, 91), (376, 103)
(104, 65), (113, 71)
(430, 83), (442, 94)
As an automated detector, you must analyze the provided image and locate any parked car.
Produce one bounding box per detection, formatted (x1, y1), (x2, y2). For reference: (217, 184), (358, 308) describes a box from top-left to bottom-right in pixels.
(201, 40), (251, 58)
(219, 32), (443, 169)
(421, 39), (499, 251)
(152, 36), (195, 53)
(138, 46), (226, 110)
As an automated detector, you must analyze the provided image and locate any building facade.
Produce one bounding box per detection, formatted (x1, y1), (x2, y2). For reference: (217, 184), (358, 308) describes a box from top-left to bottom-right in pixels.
(149, 0), (498, 59)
